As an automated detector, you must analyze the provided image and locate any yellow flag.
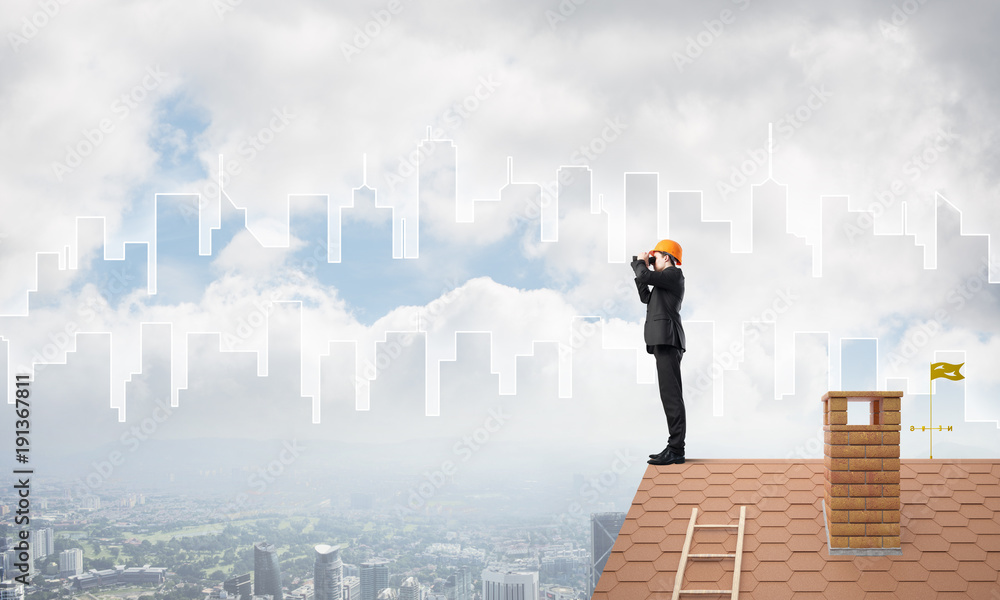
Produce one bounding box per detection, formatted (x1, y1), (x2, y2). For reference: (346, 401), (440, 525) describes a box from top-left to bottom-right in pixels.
(931, 362), (965, 381)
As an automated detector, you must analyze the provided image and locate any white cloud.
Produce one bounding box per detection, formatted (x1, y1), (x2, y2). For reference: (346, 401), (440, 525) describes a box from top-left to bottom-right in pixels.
(1, 1), (997, 463)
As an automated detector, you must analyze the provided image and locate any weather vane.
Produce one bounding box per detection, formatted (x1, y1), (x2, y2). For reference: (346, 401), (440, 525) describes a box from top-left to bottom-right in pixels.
(909, 361), (964, 459)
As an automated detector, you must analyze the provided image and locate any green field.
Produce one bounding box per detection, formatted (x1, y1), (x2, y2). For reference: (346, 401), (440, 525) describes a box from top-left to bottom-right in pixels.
(117, 524), (224, 542)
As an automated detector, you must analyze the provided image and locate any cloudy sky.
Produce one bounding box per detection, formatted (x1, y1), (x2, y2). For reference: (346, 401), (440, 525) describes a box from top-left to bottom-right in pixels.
(1, 0), (998, 491)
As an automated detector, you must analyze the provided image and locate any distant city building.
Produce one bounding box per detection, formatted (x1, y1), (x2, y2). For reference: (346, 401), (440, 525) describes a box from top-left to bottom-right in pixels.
(341, 576), (360, 600)
(539, 546), (587, 579)
(30, 528), (52, 559)
(3, 551), (15, 580)
(0, 580), (25, 600)
(59, 548), (84, 578)
(481, 568), (538, 600)
(117, 494), (140, 509)
(70, 565), (165, 590)
(289, 584), (314, 600)
(375, 589), (397, 600)
(540, 585), (576, 600)
(314, 545), (342, 600)
(359, 559), (389, 600)
(254, 542), (284, 600)
(82, 496), (101, 510)
(398, 577), (419, 600)
(121, 566), (167, 584)
(420, 545), (485, 567)
(590, 512), (625, 597)
(224, 573), (253, 600)
(443, 567), (470, 600)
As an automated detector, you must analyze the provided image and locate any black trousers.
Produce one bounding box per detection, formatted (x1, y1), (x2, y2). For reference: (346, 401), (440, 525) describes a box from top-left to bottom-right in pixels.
(653, 344), (685, 455)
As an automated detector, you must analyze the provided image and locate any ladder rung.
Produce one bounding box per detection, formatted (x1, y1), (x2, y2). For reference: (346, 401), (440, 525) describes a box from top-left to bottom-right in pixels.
(672, 506), (747, 600)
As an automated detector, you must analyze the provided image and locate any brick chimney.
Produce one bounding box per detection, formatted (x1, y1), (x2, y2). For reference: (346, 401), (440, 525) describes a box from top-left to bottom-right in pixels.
(821, 390), (903, 555)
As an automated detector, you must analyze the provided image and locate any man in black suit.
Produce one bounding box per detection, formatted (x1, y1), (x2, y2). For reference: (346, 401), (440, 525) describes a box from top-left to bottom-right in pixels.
(631, 239), (686, 465)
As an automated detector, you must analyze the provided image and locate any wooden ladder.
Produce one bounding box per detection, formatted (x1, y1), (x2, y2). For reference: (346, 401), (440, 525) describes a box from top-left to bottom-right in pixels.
(670, 506), (747, 600)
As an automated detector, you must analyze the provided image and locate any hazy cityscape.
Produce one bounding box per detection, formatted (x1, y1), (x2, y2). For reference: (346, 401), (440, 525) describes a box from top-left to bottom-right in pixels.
(0, 443), (643, 600)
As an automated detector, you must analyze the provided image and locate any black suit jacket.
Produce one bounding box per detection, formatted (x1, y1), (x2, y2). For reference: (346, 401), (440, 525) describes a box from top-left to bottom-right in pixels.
(631, 258), (685, 354)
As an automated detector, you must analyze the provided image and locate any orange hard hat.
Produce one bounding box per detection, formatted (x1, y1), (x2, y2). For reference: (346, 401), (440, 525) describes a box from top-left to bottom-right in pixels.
(651, 239), (682, 265)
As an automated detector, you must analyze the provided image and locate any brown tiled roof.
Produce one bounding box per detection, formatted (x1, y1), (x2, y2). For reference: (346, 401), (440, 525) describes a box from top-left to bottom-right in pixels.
(593, 460), (1000, 600)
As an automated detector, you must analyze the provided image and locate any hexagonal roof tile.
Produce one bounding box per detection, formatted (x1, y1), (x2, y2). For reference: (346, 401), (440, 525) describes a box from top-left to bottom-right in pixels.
(749, 581), (794, 600)
(946, 542), (987, 562)
(956, 560), (999, 582)
(682, 560), (726, 583)
(925, 570), (969, 592)
(939, 525), (978, 544)
(856, 571), (897, 591)
(754, 560), (793, 582)
(786, 551), (826, 572)
(786, 518), (822, 536)
(933, 510), (969, 527)
(597, 459), (1000, 599)
(787, 570), (830, 592)
(677, 477), (709, 491)
(890, 560), (929, 582)
(705, 472), (736, 485)
(904, 518), (943, 535)
(786, 533), (825, 554)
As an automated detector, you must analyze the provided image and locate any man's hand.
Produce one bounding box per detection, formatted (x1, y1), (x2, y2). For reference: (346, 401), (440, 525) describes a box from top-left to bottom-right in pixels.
(638, 251), (649, 263)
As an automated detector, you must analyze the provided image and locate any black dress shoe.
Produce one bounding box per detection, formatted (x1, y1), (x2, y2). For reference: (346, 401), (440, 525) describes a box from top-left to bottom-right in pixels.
(648, 451), (685, 465)
(648, 446), (670, 459)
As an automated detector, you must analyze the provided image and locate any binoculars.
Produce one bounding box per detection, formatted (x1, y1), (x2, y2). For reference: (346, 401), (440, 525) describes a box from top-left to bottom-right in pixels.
(633, 255), (656, 268)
